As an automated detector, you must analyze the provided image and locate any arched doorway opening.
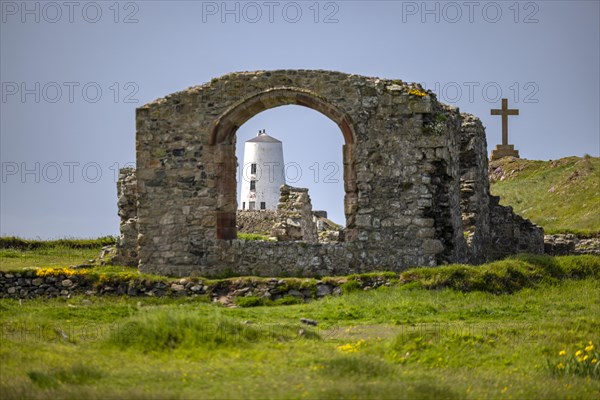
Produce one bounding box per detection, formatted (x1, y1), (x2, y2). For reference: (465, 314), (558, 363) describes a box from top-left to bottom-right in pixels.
(235, 106), (345, 224)
(209, 88), (357, 240)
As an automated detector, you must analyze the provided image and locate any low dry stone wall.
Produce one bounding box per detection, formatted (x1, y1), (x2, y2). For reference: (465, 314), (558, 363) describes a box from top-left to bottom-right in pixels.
(0, 271), (392, 303)
(544, 234), (600, 256)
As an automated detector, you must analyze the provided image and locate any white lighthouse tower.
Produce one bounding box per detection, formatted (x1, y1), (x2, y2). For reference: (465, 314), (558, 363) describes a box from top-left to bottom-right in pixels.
(239, 129), (286, 210)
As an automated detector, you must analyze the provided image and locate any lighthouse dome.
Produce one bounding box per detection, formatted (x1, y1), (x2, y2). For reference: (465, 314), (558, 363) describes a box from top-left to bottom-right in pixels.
(246, 130), (282, 143)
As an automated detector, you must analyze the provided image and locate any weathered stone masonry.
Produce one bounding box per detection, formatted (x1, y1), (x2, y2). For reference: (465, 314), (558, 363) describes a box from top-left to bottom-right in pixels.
(113, 168), (138, 267)
(271, 185), (318, 243)
(122, 70), (543, 277)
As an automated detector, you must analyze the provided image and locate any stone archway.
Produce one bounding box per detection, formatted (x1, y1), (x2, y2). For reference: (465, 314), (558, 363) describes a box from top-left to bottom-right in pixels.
(133, 70), (480, 277)
(208, 87), (358, 241)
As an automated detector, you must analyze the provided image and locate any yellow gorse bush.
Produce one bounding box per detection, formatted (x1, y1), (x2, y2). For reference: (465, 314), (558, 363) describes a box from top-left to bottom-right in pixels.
(36, 267), (90, 277)
(408, 89), (427, 97)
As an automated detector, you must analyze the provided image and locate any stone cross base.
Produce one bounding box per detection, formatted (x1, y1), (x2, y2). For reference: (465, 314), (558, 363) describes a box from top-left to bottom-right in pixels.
(491, 144), (520, 161)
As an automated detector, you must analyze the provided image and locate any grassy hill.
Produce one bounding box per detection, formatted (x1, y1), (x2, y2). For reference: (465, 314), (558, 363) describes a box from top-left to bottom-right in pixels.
(489, 156), (600, 234)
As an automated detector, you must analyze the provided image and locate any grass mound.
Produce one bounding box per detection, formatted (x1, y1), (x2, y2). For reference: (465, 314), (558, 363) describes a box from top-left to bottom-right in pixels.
(108, 309), (319, 351)
(400, 254), (600, 294)
(27, 364), (104, 388)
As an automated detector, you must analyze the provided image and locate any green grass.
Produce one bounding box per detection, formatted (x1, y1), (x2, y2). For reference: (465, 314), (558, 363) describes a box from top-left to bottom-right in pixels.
(0, 237), (115, 272)
(0, 236), (116, 250)
(1, 244), (599, 398)
(1, 279), (599, 398)
(399, 254), (600, 293)
(237, 233), (273, 241)
(489, 156), (600, 234)
(27, 364), (105, 388)
(0, 246), (102, 272)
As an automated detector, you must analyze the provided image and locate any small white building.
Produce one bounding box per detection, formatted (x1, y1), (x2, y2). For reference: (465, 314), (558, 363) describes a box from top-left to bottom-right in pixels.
(239, 129), (286, 210)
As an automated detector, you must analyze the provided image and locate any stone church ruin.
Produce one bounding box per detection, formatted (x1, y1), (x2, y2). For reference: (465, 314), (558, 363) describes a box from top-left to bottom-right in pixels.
(115, 70), (543, 277)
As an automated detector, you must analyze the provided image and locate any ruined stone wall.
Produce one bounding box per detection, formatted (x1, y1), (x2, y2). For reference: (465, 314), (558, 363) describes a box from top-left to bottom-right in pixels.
(128, 70), (544, 277)
(459, 114), (491, 263)
(271, 185), (318, 243)
(113, 168), (138, 266)
(486, 196), (544, 259)
(455, 113), (545, 262)
(134, 70), (466, 276)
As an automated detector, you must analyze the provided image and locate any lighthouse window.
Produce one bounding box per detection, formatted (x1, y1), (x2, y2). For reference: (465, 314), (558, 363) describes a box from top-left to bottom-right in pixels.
(251, 163), (257, 174)
(242, 202), (245, 210)
(260, 202), (266, 210)
(250, 180), (256, 190)
(249, 202), (256, 210)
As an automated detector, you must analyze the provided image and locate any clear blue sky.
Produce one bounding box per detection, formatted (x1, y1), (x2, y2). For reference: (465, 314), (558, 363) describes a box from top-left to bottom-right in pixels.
(1, 0), (599, 238)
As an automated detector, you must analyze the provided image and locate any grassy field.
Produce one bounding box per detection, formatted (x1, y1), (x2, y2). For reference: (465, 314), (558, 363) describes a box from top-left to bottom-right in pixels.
(0, 237), (114, 272)
(489, 156), (600, 234)
(1, 277), (598, 399)
(1, 243), (599, 399)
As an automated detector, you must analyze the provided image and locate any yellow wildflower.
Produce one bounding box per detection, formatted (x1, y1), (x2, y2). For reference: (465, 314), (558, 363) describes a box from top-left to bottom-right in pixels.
(585, 344), (594, 352)
(556, 362), (565, 370)
(559, 350), (567, 356)
(583, 355), (589, 361)
(336, 339), (365, 353)
(592, 359), (597, 364)
(575, 350), (583, 357)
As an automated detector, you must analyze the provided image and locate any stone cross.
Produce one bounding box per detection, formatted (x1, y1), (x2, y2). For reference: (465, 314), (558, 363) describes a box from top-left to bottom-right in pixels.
(491, 98), (519, 146)
(490, 98), (520, 160)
